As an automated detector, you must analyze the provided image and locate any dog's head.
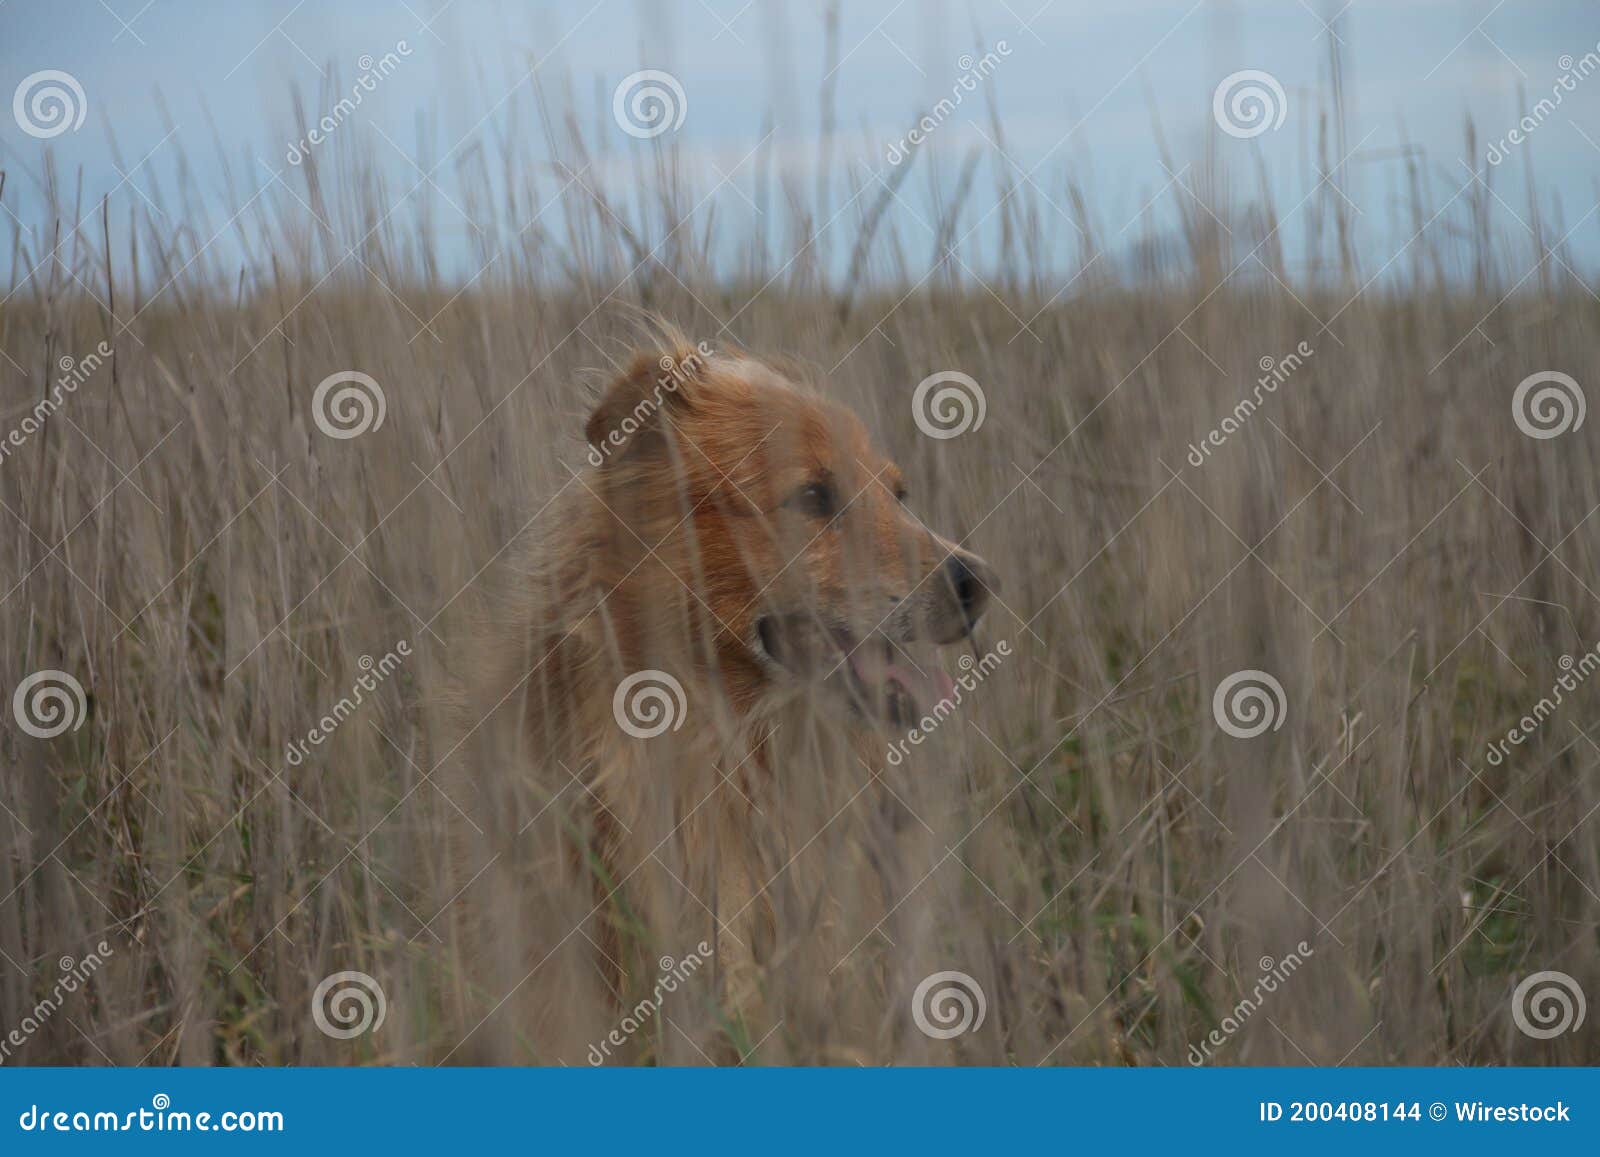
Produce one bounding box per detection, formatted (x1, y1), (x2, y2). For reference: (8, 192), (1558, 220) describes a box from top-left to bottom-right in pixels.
(584, 343), (998, 727)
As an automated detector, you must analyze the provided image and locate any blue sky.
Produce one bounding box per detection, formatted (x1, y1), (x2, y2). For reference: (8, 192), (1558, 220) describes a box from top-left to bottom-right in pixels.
(3, 0), (1599, 286)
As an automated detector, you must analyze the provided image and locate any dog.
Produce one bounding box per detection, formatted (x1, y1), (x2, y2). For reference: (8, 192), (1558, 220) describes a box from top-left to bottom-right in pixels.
(442, 331), (999, 1062)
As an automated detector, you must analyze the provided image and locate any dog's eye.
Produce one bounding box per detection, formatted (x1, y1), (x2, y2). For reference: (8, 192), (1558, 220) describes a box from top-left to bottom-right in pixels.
(893, 485), (908, 504)
(786, 481), (838, 519)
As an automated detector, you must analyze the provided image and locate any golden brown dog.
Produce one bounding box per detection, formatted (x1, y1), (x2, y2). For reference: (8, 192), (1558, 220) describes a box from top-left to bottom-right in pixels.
(442, 331), (998, 1062)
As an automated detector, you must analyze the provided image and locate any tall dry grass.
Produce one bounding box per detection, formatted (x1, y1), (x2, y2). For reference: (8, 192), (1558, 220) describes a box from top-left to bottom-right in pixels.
(2, 69), (1598, 1066)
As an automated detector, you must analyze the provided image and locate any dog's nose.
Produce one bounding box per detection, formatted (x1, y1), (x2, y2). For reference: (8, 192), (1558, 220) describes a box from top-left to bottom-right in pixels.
(945, 551), (996, 628)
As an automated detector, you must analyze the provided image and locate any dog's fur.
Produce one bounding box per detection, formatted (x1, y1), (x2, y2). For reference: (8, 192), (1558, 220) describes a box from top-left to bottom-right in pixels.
(440, 331), (997, 1063)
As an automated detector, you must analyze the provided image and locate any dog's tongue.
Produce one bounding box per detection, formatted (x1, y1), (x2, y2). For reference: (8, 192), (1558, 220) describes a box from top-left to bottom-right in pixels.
(847, 648), (956, 716)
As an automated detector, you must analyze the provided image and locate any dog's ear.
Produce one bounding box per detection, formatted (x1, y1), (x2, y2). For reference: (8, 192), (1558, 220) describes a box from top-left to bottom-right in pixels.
(584, 346), (707, 465)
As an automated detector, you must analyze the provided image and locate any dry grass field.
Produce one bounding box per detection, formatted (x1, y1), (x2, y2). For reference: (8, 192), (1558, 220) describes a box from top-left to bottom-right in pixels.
(2, 56), (1599, 1066)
